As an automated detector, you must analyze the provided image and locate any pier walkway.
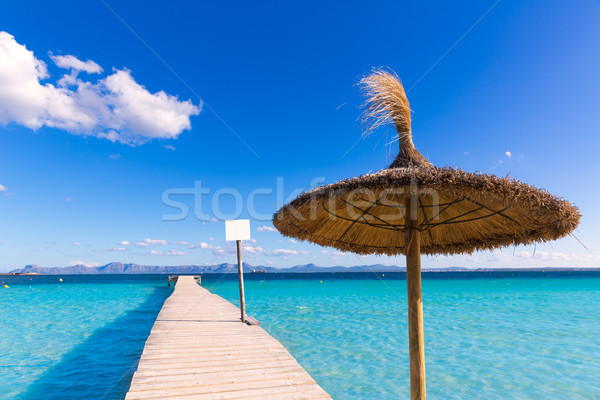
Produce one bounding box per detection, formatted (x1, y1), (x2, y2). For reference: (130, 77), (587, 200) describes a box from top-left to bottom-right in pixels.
(126, 276), (331, 399)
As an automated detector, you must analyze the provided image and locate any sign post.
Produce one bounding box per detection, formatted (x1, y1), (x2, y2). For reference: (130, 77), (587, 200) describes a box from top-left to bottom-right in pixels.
(225, 219), (251, 323)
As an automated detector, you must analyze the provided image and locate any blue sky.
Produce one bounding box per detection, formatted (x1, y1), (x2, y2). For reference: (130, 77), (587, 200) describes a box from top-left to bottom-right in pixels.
(1, 0), (599, 271)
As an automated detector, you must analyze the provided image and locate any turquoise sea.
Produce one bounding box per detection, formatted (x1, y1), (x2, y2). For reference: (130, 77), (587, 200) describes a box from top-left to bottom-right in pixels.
(1, 272), (599, 399)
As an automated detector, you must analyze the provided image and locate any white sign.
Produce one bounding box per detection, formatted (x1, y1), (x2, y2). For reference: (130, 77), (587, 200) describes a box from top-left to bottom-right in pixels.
(225, 219), (251, 241)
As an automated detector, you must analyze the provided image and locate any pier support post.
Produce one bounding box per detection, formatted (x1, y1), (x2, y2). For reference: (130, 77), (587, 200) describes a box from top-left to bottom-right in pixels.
(236, 240), (246, 323)
(405, 192), (426, 400)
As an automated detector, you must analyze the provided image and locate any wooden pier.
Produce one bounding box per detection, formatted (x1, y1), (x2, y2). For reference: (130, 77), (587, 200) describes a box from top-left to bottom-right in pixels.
(126, 276), (331, 399)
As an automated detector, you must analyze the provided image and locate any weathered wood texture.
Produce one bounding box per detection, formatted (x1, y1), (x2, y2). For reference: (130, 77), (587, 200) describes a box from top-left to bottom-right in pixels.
(236, 240), (246, 323)
(405, 194), (426, 400)
(126, 276), (331, 399)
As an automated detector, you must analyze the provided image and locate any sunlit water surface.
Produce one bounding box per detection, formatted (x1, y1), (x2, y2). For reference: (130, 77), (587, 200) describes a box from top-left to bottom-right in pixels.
(1, 271), (599, 399)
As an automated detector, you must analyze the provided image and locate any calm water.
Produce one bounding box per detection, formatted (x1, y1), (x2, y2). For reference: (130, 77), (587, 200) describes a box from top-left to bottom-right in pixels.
(1, 272), (599, 399)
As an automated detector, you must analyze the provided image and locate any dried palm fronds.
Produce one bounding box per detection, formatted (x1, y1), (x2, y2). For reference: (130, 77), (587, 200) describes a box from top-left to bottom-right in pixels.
(273, 166), (580, 256)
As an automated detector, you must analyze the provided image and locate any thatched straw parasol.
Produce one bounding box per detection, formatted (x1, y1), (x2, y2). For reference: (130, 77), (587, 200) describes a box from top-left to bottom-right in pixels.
(273, 69), (580, 400)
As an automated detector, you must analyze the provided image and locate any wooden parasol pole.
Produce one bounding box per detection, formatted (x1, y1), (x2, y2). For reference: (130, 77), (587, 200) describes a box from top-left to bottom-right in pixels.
(236, 239), (246, 323)
(405, 189), (426, 400)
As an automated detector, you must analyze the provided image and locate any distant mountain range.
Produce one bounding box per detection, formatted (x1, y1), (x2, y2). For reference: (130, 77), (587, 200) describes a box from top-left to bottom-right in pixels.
(8, 262), (595, 275)
(9, 262), (421, 275)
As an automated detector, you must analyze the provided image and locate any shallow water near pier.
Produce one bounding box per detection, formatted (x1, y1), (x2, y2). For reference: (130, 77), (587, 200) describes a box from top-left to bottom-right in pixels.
(1, 271), (599, 399)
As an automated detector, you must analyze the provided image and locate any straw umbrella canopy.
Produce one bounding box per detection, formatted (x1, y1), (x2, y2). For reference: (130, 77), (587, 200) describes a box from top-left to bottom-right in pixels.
(272, 69), (580, 400)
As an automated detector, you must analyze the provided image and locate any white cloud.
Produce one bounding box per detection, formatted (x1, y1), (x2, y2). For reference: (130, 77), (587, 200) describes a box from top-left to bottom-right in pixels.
(100, 69), (199, 143)
(164, 145), (176, 151)
(190, 242), (214, 250)
(433, 248), (600, 269)
(0, 32), (51, 129)
(257, 226), (277, 232)
(72, 242), (80, 246)
(0, 31), (200, 145)
(117, 240), (130, 246)
(288, 238), (298, 244)
(50, 54), (102, 74)
(208, 237), (214, 241)
(149, 249), (186, 256)
(511, 250), (600, 263)
(109, 154), (121, 160)
(0, 184), (6, 191)
(202, 243), (263, 256)
(172, 241), (188, 245)
(135, 238), (168, 246)
(505, 151), (512, 158)
(107, 247), (127, 252)
(191, 240), (301, 259)
(244, 245), (264, 254)
(320, 250), (328, 254)
(268, 249), (299, 257)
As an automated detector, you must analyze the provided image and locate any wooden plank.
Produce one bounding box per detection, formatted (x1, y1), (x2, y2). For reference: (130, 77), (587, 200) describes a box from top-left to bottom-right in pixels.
(132, 360), (302, 377)
(131, 364), (307, 382)
(126, 276), (330, 400)
(130, 370), (314, 388)
(245, 315), (261, 326)
(134, 356), (301, 370)
(133, 353), (297, 367)
(125, 381), (325, 400)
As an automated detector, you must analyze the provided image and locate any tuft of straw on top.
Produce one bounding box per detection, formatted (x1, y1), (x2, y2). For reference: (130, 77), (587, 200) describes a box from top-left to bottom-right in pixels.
(359, 68), (430, 168)
(359, 68), (412, 138)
